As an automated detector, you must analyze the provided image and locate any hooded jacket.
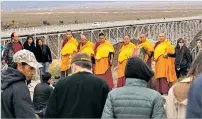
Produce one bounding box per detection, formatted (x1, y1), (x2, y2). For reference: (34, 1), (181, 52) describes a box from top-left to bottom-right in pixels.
(1, 67), (36, 118)
(102, 57), (166, 119)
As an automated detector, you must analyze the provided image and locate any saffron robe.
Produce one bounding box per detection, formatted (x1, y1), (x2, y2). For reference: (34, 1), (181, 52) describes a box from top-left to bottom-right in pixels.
(60, 37), (78, 71)
(154, 39), (177, 83)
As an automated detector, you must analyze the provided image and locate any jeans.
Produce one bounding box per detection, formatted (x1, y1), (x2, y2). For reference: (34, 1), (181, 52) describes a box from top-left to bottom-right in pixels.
(39, 62), (49, 82)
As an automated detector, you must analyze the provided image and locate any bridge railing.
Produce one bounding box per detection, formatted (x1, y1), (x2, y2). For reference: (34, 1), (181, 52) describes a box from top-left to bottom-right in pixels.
(1, 15), (202, 39)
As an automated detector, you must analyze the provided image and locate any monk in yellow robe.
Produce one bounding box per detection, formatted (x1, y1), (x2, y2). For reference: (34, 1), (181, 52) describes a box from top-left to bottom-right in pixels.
(154, 33), (177, 95)
(138, 33), (154, 67)
(117, 36), (135, 87)
(78, 34), (94, 59)
(138, 34), (155, 89)
(61, 30), (78, 77)
(94, 33), (115, 89)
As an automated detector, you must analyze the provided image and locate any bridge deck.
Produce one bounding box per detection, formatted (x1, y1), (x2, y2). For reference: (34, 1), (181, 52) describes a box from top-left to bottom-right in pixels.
(1, 15), (202, 39)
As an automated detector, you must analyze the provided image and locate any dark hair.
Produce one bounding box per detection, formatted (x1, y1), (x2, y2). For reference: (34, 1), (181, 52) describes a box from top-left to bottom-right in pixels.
(10, 62), (28, 69)
(73, 61), (92, 70)
(188, 51), (202, 77)
(11, 32), (16, 40)
(42, 72), (52, 82)
(125, 57), (154, 82)
(67, 30), (72, 34)
(36, 39), (43, 47)
(99, 33), (105, 37)
(176, 38), (185, 49)
(24, 36), (35, 47)
(196, 38), (202, 43)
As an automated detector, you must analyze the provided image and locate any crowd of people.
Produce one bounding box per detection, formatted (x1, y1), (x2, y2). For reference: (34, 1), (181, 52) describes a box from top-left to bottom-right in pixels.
(1, 30), (202, 118)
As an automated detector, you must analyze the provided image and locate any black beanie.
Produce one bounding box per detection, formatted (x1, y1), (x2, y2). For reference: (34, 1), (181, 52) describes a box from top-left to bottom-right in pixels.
(124, 56), (154, 82)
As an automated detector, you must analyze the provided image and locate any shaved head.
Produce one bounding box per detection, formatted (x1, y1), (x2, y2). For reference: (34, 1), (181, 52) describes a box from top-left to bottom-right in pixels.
(123, 36), (130, 45)
(80, 34), (88, 43)
(159, 33), (166, 41)
(139, 33), (146, 42)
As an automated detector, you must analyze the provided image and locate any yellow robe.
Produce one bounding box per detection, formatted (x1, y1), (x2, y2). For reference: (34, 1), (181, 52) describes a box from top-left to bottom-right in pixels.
(138, 39), (154, 62)
(60, 37), (78, 71)
(78, 41), (94, 57)
(118, 42), (135, 78)
(154, 39), (177, 82)
(94, 40), (114, 74)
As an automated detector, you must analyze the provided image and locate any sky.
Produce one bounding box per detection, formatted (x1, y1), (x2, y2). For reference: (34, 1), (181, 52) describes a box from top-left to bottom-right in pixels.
(1, 1), (201, 10)
(0, 1), (196, 10)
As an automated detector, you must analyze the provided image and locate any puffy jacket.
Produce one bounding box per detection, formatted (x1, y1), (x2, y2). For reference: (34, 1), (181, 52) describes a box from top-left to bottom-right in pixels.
(102, 78), (166, 119)
(1, 67), (36, 118)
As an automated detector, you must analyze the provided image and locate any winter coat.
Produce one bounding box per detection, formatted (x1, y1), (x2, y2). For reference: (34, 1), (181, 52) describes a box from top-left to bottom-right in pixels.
(168, 46), (192, 69)
(191, 46), (202, 60)
(101, 78), (166, 119)
(35, 44), (52, 63)
(23, 43), (37, 58)
(186, 73), (202, 118)
(44, 71), (110, 118)
(2, 41), (23, 66)
(33, 82), (53, 111)
(166, 77), (192, 119)
(1, 67), (36, 118)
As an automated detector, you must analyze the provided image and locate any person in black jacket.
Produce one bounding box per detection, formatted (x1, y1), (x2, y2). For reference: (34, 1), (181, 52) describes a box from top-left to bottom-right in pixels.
(33, 72), (53, 118)
(23, 36), (37, 86)
(167, 38), (192, 78)
(44, 52), (110, 118)
(23, 36), (37, 57)
(1, 49), (42, 118)
(36, 39), (52, 82)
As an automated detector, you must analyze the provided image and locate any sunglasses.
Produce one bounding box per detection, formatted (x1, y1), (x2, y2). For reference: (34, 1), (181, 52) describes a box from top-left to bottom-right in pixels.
(179, 42), (184, 43)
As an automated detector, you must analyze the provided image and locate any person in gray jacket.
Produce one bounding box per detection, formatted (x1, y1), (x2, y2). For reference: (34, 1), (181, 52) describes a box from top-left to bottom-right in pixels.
(102, 56), (166, 119)
(191, 38), (202, 60)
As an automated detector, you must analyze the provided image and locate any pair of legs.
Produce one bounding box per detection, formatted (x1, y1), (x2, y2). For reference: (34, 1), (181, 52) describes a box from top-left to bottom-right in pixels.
(155, 77), (172, 95)
(39, 62), (49, 82)
(95, 67), (114, 90)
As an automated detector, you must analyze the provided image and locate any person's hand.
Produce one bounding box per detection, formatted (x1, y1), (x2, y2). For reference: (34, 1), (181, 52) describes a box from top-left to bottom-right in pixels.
(163, 53), (168, 58)
(2, 60), (6, 64)
(109, 59), (113, 66)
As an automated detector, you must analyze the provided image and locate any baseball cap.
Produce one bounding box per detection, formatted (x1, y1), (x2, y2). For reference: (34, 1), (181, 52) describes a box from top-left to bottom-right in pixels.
(13, 49), (42, 69)
(71, 52), (91, 64)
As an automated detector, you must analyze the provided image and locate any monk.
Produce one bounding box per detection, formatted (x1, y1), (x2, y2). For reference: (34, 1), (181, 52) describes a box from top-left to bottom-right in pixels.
(78, 34), (95, 63)
(117, 36), (135, 87)
(138, 33), (154, 68)
(94, 33), (115, 89)
(61, 30), (78, 77)
(138, 34), (155, 89)
(154, 33), (177, 95)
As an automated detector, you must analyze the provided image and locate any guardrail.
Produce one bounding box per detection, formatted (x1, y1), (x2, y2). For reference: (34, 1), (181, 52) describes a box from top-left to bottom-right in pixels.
(1, 15), (202, 39)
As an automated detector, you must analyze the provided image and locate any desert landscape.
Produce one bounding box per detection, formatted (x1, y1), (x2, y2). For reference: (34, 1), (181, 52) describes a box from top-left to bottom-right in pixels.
(1, 1), (202, 29)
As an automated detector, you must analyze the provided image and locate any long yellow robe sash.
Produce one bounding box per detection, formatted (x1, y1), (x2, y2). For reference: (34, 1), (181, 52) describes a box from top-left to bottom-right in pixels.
(154, 39), (174, 60)
(94, 40), (114, 74)
(154, 39), (176, 82)
(118, 42), (135, 78)
(79, 41), (94, 57)
(60, 37), (78, 71)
